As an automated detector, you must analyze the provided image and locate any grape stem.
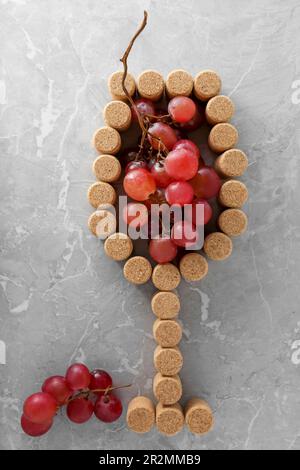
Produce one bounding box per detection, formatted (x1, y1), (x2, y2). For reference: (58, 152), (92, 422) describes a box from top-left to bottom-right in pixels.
(66, 383), (132, 404)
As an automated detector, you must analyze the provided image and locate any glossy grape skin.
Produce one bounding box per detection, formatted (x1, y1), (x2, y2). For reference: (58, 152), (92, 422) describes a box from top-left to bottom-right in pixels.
(21, 414), (53, 437)
(131, 98), (155, 121)
(123, 168), (156, 201)
(149, 237), (178, 263)
(122, 202), (148, 229)
(23, 392), (57, 424)
(42, 376), (72, 405)
(171, 220), (198, 248)
(65, 363), (91, 391)
(165, 181), (194, 206)
(189, 166), (221, 199)
(164, 149), (198, 181)
(150, 161), (174, 188)
(125, 160), (147, 174)
(66, 398), (94, 424)
(94, 394), (123, 423)
(185, 198), (213, 226)
(168, 96), (196, 123)
(90, 370), (113, 394)
(173, 139), (200, 159)
(177, 105), (205, 131)
(148, 122), (178, 150)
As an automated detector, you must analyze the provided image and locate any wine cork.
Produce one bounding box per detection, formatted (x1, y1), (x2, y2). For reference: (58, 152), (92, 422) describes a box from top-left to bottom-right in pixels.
(123, 256), (152, 285)
(104, 232), (133, 261)
(205, 95), (235, 125)
(88, 210), (116, 238)
(93, 127), (121, 155)
(218, 209), (248, 237)
(203, 232), (232, 261)
(219, 179), (248, 208)
(93, 155), (121, 183)
(108, 71), (136, 101)
(179, 253), (208, 282)
(137, 70), (164, 101)
(152, 263), (181, 291)
(153, 319), (182, 348)
(208, 123), (238, 153)
(185, 398), (214, 435)
(194, 70), (221, 101)
(154, 345), (183, 376)
(103, 100), (132, 131)
(151, 291), (180, 319)
(156, 402), (184, 436)
(87, 182), (116, 208)
(126, 396), (155, 434)
(166, 69), (193, 98)
(153, 373), (182, 405)
(214, 149), (248, 177)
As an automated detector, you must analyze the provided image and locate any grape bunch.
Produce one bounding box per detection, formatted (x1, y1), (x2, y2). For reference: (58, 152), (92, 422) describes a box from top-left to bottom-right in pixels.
(122, 95), (221, 261)
(21, 363), (127, 437)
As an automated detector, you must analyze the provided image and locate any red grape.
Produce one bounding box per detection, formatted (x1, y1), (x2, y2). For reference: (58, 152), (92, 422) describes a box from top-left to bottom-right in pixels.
(177, 105), (205, 131)
(185, 198), (213, 226)
(123, 168), (156, 201)
(132, 98), (155, 121)
(168, 96), (196, 123)
(66, 397), (94, 424)
(122, 202), (148, 229)
(121, 149), (139, 167)
(23, 392), (57, 424)
(150, 161), (174, 188)
(149, 237), (178, 263)
(90, 370), (113, 394)
(148, 122), (178, 150)
(21, 414), (53, 437)
(165, 181), (194, 206)
(173, 139), (200, 159)
(65, 363), (91, 391)
(190, 166), (221, 199)
(164, 148), (198, 181)
(42, 376), (72, 405)
(171, 220), (198, 248)
(125, 160), (147, 174)
(94, 393), (122, 423)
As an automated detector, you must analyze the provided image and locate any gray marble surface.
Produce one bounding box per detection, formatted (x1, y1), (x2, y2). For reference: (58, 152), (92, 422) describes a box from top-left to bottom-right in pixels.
(0, 0), (300, 451)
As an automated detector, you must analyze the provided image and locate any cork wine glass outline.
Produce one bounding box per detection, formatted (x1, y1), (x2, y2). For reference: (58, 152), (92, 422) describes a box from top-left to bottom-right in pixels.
(88, 11), (249, 436)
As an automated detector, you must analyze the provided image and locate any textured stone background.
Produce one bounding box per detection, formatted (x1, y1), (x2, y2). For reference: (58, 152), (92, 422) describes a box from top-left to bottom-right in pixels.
(1, 0), (300, 451)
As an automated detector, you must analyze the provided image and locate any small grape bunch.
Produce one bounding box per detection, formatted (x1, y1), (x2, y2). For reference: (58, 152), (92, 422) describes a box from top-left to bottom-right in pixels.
(21, 363), (129, 437)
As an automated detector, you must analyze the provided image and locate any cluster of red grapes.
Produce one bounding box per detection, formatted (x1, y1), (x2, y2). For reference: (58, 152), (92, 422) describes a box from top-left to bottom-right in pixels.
(21, 363), (125, 437)
(122, 96), (221, 263)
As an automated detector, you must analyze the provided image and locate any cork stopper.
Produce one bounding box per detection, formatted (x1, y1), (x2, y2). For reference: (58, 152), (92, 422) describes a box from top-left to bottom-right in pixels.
(93, 126), (121, 155)
(203, 232), (232, 261)
(151, 291), (180, 319)
(156, 402), (184, 436)
(205, 95), (235, 125)
(93, 155), (121, 183)
(126, 396), (155, 434)
(104, 232), (133, 261)
(103, 100), (132, 131)
(152, 263), (181, 291)
(185, 398), (214, 435)
(123, 256), (152, 285)
(208, 123), (238, 153)
(219, 179), (248, 208)
(154, 345), (183, 376)
(87, 182), (116, 208)
(218, 209), (248, 237)
(108, 71), (136, 101)
(194, 70), (221, 101)
(179, 253), (208, 282)
(166, 69), (193, 98)
(153, 373), (182, 405)
(137, 70), (164, 101)
(214, 148), (248, 177)
(153, 319), (182, 348)
(88, 210), (116, 238)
